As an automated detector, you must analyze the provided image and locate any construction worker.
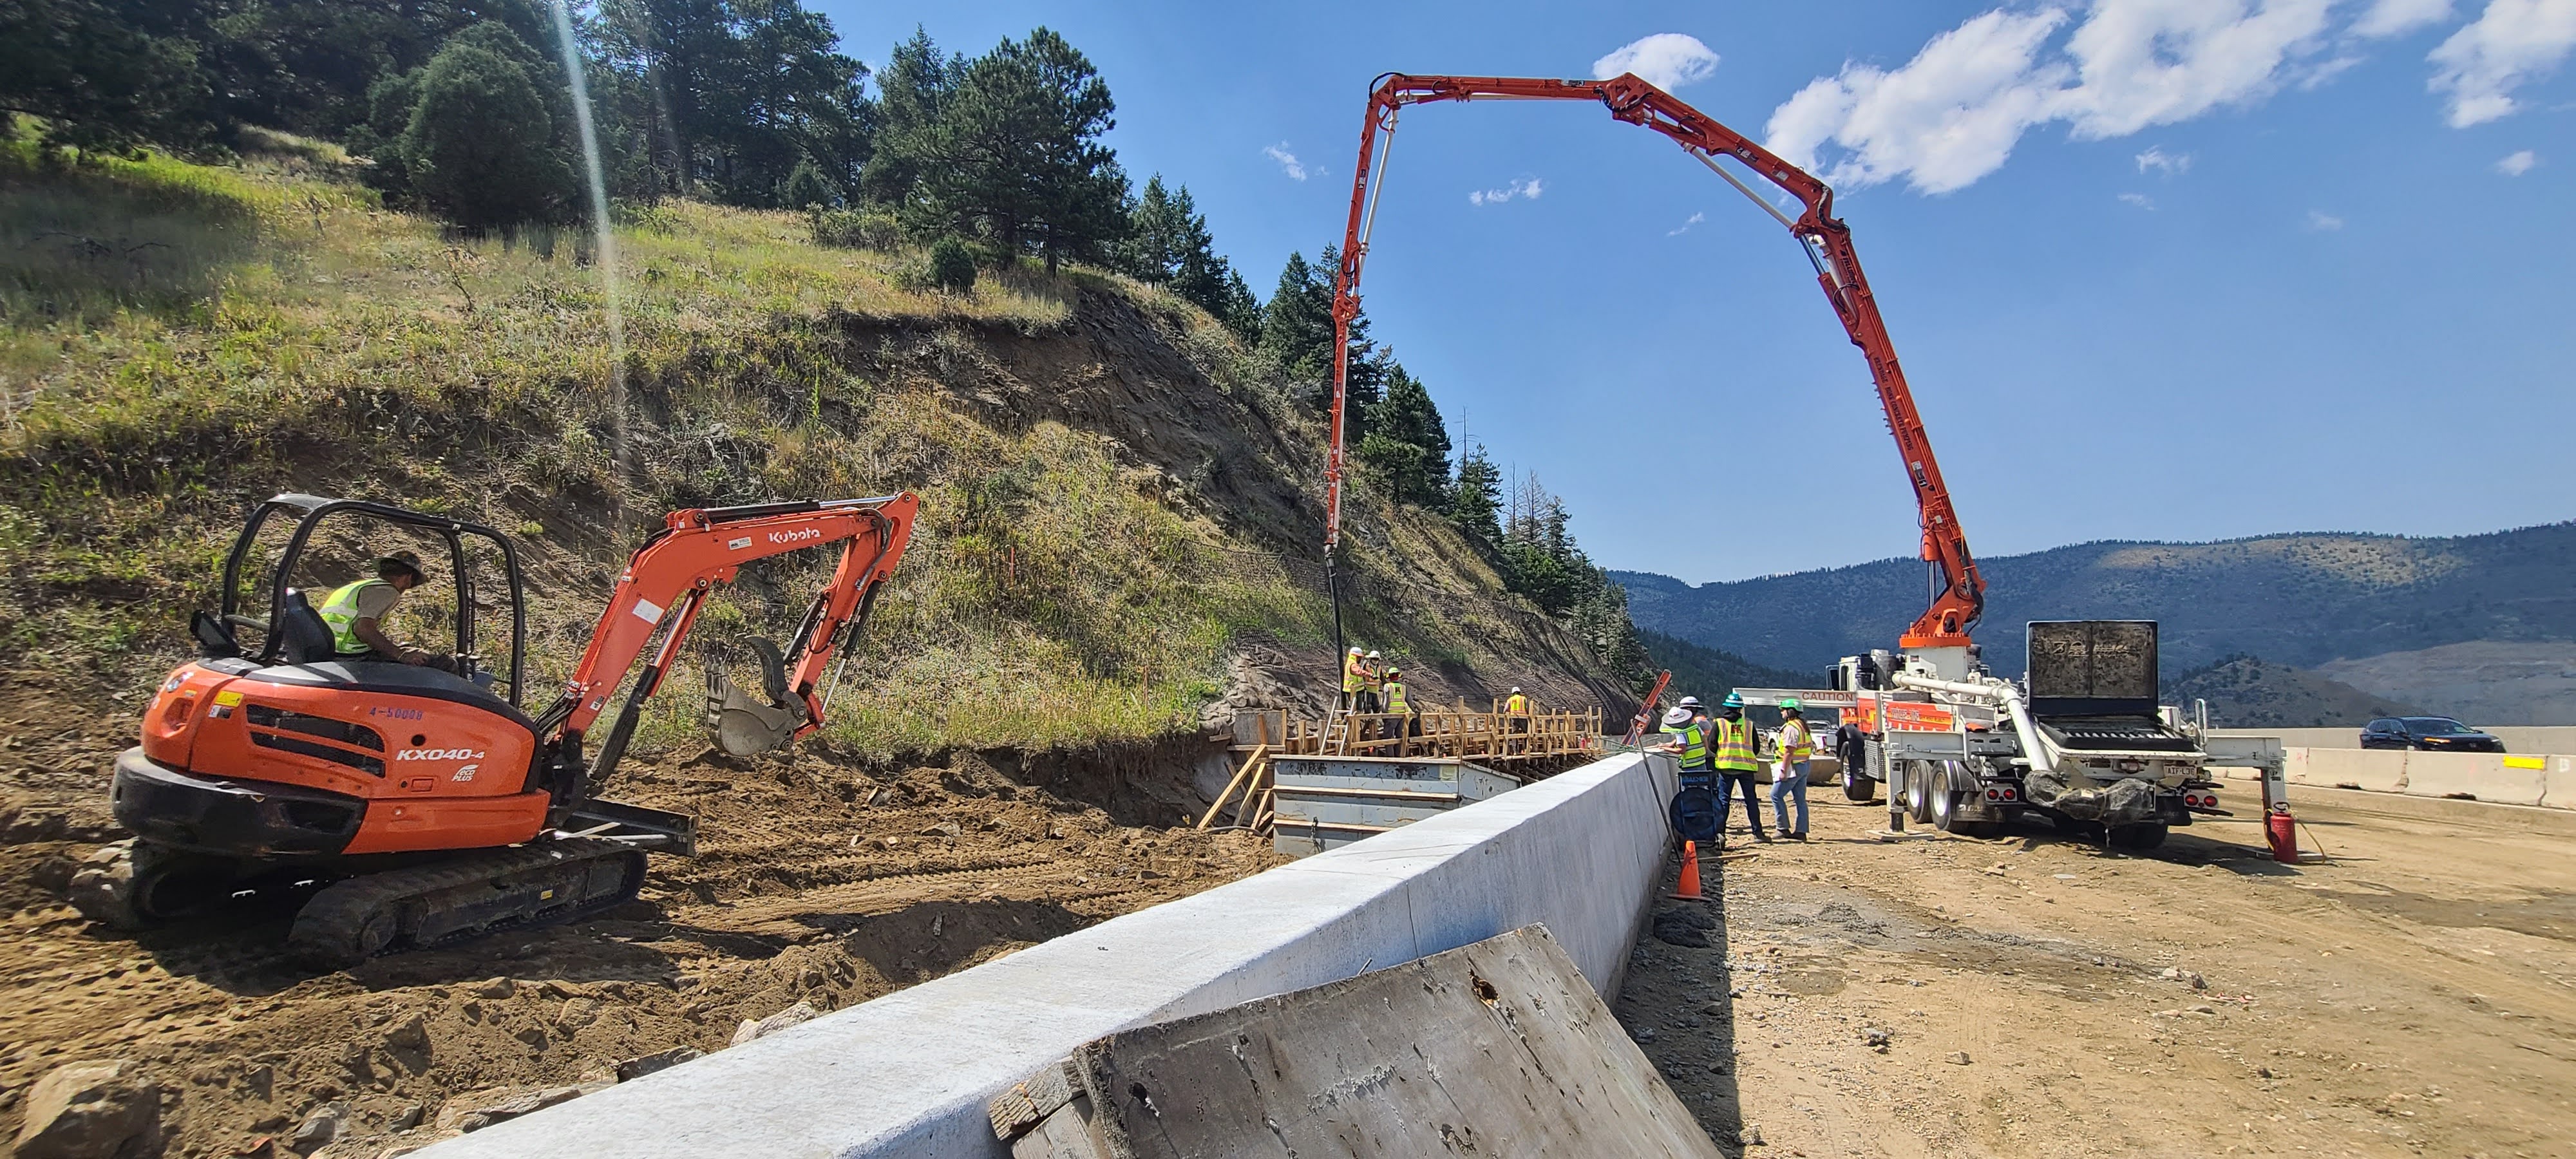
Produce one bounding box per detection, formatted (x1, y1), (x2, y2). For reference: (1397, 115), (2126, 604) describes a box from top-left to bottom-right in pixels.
(1359, 650), (1385, 715)
(1770, 699), (1814, 841)
(319, 551), (458, 672)
(1655, 704), (1712, 779)
(1340, 646), (1367, 714)
(1383, 667), (1416, 751)
(1504, 686), (1530, 753)
(1711, 692), (1769, 842)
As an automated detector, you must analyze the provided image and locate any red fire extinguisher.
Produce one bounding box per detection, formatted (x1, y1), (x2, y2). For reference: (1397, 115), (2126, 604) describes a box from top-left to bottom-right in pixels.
(2266, 807), (2298, 863)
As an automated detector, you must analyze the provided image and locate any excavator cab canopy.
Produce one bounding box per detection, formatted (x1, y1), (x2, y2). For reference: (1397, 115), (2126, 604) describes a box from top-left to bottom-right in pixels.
(194, 493), (528, 706)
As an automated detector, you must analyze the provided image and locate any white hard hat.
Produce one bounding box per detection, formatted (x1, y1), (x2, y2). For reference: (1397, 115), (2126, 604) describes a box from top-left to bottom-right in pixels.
(1662, 706), (1693, 727)
(1349, 646), (1363, 654)
(1367, 650), (1381, 658)
(1510, 686), (1522, 693)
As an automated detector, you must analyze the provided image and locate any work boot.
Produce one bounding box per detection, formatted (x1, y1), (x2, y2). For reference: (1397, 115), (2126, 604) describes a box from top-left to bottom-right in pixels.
(1754, 831), (1774, 843)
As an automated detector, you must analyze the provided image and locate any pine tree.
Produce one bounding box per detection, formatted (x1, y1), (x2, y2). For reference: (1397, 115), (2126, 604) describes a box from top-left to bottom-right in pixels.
(858, 25), (951, 205)
(1358, 364), (1453, 505)
(398, 29), (575, 229)
(1450, 445), (1504, 545)
(780, 156), (841, 208)
(898, 27), (1128, 271)
(1262, 250), (1334, 380)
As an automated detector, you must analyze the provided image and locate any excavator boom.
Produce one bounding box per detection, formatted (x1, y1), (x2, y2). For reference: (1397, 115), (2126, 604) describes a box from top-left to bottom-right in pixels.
(1327, 73), (1984, 648)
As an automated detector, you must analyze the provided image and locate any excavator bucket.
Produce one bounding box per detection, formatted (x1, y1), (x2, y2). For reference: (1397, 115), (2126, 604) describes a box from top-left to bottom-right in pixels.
(703, 637), (808, 757)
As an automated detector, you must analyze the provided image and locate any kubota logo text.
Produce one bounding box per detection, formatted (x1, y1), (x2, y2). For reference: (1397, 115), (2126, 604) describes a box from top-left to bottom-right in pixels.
(397, 748), (486, 762)
(768, 528), (822, 544)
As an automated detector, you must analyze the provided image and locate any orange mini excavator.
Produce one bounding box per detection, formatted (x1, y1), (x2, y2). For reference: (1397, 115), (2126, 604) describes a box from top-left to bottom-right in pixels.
(71, 491), (917, 965)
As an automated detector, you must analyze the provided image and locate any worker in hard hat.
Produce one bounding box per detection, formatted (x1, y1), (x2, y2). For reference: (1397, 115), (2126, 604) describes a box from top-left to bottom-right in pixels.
(1504, 686), (1530, 754)
(1712, 692), (1770, 842)
(1656, 704), (1713, 780)
(1340, 646), (1367, 715)
(1770, 699), (1814, 841)
(1383, 667), (1415, 753)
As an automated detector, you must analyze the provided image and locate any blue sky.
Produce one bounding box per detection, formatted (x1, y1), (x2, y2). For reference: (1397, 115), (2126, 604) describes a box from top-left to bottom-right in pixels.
(810, 1), (2576, 583)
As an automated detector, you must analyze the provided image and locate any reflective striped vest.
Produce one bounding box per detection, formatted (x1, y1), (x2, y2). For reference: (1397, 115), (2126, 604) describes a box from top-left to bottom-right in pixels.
(1343, 654), (1367, 694)
(1505, 693), (1529, 715)
(1385, 681), (1409, 713)
(319, 578), (390, 655)
(1664, 722), (1709, 768)
(1776, 719), (1814, 761)
(1710, 717), (1759, 772)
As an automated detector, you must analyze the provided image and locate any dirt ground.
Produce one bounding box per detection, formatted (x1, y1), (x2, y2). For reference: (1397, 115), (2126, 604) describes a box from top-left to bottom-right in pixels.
(1615, 786), (2576, 1159)
(0, 698), (1280, 1158)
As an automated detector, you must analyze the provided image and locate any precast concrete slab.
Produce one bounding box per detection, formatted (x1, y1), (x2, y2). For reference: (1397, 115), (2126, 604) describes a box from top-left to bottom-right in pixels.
(419, 749), (1683, 1159)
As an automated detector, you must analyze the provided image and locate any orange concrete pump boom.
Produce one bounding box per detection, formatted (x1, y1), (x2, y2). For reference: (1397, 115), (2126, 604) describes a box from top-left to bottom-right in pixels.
(1325, 73), (1985, 648)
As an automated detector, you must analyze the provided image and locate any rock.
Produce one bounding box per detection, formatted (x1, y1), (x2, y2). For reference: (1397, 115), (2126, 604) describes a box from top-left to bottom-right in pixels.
(1946, 1051), (1973, 1065)
(1700, 1002), (1725, 1016)
(556, 997), (603, 1032)
(1738, 1122), (1766, 1146)
(2190, 1004), (2217, 1015)
(435, 1086), (587, 1133)
(918, 822), (961, 838)
(12, 1060), (160, 1159)
(468, 977), (515, 999)
(1631, 1026), (1658, 1043)
(383, 1012), (431, 1053)
(614, 1047), (705, 1083)
(2257, 1066), (2275, 1080)
(289, 1102), (346, 1154)
(730, 1001), (819, 1047)
(390, 1104), (426, 1131)
(1860, 1027), (1892, 1052)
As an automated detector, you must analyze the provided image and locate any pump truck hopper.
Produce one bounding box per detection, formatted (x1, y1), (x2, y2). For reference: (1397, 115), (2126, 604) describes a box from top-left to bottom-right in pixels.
(71, 491), (918, 966)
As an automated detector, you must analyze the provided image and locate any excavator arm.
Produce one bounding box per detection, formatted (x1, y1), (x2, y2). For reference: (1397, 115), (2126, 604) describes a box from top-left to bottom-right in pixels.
(533, 493), (919, 794)
(1327, 73), (1984, 648)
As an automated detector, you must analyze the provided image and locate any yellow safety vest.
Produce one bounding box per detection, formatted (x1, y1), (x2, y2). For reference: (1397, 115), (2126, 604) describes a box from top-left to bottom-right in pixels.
(1506, 693), (1528, 715)
(1776, 719), (1814, 761)
(1664, 722), (1708, 768)
(1710, 717), (1758, 772)
(1385, 681), (1409, 713)
(319, 578), (390, 656)
(1343, 655), (1366, 694)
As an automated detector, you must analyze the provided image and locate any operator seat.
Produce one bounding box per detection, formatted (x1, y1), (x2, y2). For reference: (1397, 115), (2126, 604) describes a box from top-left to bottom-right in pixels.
(277, 590), (339, 665)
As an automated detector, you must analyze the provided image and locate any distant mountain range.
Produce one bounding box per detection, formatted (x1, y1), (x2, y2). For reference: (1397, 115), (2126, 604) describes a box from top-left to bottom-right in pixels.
(1614, 522), (2576, 724)
(2164, 655), (2423, 728)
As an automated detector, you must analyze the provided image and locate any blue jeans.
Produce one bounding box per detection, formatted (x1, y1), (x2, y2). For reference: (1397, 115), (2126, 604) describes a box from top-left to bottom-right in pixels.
(1771, 760), (1810, 835)
(1718, 773), (1766, 838)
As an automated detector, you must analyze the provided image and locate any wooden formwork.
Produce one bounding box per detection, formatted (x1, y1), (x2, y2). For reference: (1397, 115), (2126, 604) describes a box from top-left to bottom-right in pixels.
(1209, 704), (1604, 835)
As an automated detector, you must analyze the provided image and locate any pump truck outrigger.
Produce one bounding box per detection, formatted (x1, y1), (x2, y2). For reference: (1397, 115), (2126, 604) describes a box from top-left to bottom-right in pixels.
(71, 491), (918, 966)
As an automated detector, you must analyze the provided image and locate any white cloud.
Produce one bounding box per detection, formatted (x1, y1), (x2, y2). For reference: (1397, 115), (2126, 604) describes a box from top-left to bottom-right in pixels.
(2430, 0), (2576, 126)
(1593, 33), (1722, 91)
(2306, 208), (2346, 229)
(1263, 142), (1308, 182)
(2055, 0), (2341, 140)
(1667, 211), (1707, 236)
(2119, 191), (2159, 207)
(1468, 177), (1545, 206)
(2354, 0), (2456, 37)
(2497, 147), (2541, 172)
(1765, 1), (2421, 194)
(2136, 144), (2195, 173)
(1766, 8), (2070, 194)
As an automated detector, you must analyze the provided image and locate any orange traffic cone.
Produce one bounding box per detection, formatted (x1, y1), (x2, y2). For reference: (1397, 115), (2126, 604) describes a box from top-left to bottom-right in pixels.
(1669, 840), (1705, 900)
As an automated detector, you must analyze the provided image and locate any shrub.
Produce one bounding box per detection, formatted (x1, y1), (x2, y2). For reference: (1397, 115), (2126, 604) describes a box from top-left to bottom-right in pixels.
(927, 235), (977, 293)
(808, 206), (901, 250)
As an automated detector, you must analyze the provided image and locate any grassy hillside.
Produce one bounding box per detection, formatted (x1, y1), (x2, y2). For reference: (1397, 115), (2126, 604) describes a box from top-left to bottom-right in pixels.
(2163, 655), (2423, 728)
(0, 131), (1626, 764)
(1615, 523), (2576, 681)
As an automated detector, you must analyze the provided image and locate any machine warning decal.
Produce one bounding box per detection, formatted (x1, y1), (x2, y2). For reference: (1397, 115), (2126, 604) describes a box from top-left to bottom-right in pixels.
(728, 536), (753, 550)
(631, 597), (665, 625)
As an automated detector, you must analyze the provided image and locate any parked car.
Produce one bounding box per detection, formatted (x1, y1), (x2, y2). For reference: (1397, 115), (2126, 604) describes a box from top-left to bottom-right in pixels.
(2359, 717), (2506, 752)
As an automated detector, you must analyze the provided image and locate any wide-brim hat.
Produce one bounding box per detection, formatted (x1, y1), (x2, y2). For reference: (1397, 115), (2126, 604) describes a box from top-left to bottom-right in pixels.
(1662, 706), (1694, 727)
(376, 550), (425, 580)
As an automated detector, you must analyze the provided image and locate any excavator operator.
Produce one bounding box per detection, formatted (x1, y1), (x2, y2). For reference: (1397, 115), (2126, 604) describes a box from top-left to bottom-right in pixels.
(318, 551), (458, 672)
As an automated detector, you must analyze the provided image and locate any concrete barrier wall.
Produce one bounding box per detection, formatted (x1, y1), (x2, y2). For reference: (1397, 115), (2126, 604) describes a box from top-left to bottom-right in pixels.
(2269, 746), (2576, 809)
(422, 749), (1681, 1159)
(2213, 726), (2576, 753)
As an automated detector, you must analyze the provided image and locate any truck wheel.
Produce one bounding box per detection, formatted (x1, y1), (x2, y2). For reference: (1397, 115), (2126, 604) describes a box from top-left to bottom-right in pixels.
(2108, 823), (2169, 851)
(1929, 764), (1958, 830)
(1904, 762), (1933, 824)
(1842, 775), (1876, 803)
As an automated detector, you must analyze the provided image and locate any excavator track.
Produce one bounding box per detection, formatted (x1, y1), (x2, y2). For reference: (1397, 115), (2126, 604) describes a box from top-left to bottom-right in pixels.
(287, 838), (647, 969)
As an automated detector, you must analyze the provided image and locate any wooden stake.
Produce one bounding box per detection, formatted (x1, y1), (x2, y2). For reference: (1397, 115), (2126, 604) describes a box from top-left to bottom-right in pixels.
(1198, 744), (1265, 829)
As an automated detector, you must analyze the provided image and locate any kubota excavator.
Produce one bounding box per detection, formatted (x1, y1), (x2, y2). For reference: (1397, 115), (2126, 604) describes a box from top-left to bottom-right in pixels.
(71, 491), (917, 965)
